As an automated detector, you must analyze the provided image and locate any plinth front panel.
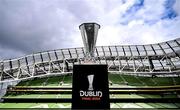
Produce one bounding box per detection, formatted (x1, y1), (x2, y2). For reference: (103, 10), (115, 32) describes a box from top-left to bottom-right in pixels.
(72, 64), (110, 109)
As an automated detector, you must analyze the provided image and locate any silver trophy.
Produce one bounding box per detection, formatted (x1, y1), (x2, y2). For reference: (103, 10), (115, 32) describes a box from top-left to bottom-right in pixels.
(87, 74), (94, 90)
(79, 23), (100, 63)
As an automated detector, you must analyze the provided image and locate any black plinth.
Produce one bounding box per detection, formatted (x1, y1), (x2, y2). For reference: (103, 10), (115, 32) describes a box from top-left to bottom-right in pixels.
(72, 64), (110, 109)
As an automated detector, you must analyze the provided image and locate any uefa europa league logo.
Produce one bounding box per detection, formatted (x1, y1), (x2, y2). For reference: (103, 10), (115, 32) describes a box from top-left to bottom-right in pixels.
(87, 74), (94, 90)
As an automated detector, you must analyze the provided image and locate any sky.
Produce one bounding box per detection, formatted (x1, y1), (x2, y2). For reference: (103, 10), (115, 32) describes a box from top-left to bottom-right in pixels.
(0, 0), (180, 60)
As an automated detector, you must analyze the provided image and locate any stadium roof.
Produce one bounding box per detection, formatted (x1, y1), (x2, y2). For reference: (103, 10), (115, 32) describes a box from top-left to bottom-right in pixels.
(0, 38), (180, 82)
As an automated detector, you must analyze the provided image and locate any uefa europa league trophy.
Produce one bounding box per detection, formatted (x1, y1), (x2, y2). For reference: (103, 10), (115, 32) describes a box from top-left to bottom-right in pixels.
(72, 23), (110, 109)
(79, 23), (100, 63)
(87, 74), (94, 90)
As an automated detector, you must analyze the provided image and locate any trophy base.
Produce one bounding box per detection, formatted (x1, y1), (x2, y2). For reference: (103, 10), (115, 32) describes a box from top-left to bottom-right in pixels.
(83, 57), (96, 64)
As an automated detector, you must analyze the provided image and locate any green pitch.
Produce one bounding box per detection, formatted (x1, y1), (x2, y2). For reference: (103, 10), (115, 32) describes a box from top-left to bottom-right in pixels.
(17, 73), (180, 86)
(0, 102), (180, 108)
(1, 73), (180, 108)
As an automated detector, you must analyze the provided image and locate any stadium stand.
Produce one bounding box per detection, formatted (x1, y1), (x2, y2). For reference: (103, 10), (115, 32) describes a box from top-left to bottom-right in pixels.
(0, 38), (180, 108)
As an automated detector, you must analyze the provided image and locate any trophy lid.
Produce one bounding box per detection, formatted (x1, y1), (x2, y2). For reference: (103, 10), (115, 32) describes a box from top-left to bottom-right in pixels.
(79, 22), (100, 29)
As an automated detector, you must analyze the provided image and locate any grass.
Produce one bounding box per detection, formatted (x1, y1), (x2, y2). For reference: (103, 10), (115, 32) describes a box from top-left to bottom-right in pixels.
(17, 74), (72, 86)
(0, 103), (179, 108)
(17, 73), (180, 87)
(174, 77), (180, 85)
(4, 94), (72, 99)
(5, 93), (178, 100)
(110, 94), (144, 98)
(108, 74), (125, 84)
(30, 78), (47, 86)
(0, 103), (37, 108)
(2, 73), (180, 109)
(6, 94), (40, 98)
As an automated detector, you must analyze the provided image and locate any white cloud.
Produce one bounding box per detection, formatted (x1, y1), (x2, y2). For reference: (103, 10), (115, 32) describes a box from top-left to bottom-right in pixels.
(137, 0), (165, 21)
(0, 0), (179, 59)
(173, 0), (180, 15)
(92, 0), (180, 46)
